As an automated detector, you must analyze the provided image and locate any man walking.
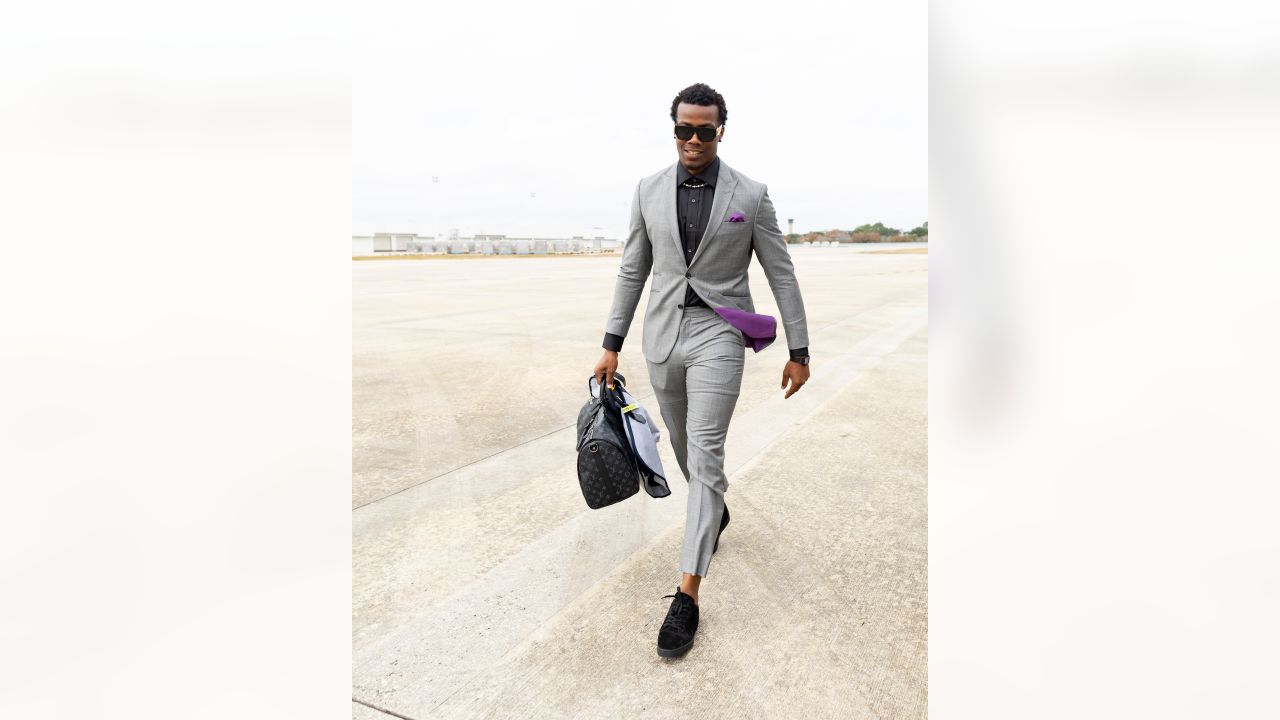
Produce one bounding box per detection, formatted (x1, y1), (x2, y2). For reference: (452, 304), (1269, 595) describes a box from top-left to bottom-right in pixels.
(592, 83), (812, 657)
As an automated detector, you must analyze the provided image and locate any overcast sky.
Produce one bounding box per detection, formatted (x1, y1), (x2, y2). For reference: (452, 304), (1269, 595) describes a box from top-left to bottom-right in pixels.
(353, 1), (926, 239)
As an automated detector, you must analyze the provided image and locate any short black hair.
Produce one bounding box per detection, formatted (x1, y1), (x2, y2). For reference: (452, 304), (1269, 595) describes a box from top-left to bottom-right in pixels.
(670, 83), (728, 126)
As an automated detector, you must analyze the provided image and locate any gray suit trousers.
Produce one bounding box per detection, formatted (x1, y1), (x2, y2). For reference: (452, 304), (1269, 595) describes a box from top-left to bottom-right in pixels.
(645, 305), (745, 577)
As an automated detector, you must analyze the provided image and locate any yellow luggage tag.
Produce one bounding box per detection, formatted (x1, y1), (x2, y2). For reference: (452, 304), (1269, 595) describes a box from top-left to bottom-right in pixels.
(620, 402), (647, 423)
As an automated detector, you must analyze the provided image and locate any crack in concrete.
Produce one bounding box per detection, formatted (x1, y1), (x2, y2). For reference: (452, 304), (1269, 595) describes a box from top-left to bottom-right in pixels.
(353, 696), (420, 720)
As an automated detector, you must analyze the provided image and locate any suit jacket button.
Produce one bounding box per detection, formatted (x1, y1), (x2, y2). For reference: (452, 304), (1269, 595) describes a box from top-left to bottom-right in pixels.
(677, 304), (684, 309)
(685, 272), (691, 278)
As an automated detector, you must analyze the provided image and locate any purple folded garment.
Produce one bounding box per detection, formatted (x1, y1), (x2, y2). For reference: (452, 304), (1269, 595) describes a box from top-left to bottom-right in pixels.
(713, 305), (777, 353)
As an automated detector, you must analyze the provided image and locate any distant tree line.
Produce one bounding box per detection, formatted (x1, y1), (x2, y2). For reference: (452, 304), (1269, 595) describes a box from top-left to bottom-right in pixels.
(785, 221), (927, 244)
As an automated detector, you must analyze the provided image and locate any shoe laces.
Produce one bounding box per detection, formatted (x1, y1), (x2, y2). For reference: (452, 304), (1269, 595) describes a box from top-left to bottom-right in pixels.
(661, 591), (694, 629)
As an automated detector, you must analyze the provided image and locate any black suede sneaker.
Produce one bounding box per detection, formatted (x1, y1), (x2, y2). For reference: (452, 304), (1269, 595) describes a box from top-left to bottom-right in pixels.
(657, 587), (699, 657)
(712, 503), (730, 554)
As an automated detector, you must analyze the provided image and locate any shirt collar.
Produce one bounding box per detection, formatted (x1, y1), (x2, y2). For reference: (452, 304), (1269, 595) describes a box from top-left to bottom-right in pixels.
(677, 155), (720, 187)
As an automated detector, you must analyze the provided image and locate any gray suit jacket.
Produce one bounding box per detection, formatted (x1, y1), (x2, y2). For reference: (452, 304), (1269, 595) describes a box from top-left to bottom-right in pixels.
(604, 159), (809, 364)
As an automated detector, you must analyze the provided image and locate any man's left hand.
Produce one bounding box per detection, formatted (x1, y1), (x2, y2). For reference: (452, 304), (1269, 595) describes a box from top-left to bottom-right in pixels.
(781, 360), (810, 399)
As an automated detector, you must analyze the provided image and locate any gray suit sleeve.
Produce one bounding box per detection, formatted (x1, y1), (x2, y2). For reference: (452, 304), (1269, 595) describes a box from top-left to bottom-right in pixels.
(603, 180), (653, 344)
(752, 185), (810, 351)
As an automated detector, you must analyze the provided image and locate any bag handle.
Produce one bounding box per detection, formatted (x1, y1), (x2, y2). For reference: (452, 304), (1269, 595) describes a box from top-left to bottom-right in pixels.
(588, 371), (627, 399)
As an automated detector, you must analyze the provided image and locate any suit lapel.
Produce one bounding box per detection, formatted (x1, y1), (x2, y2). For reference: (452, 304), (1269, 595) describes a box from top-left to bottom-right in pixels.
(690, 161), (736, 269)
(666, 160), (739, 268)
(666, 164), (684, 261)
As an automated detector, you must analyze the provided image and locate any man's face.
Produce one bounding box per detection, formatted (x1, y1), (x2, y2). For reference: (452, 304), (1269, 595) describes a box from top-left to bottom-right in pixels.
(674, 102), (722, 174)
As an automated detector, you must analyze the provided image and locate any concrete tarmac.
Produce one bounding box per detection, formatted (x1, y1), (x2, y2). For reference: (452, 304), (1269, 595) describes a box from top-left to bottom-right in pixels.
(353, 247), (927, 720)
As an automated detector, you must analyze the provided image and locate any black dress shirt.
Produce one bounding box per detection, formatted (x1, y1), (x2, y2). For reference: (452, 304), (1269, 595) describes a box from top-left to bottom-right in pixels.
(603, 157), (808, 362)
(674, 156), (718, 310)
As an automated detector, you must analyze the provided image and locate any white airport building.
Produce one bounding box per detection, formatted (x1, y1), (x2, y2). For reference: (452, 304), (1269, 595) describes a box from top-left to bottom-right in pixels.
(352, 232), (622, 256)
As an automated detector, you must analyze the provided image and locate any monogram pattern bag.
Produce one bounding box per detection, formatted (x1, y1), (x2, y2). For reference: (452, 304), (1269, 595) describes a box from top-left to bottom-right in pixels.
(575, 373), (641, 509)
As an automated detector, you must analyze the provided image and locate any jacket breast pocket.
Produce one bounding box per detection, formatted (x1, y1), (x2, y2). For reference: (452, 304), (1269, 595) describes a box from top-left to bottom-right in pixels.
(718, 223), (752, 243)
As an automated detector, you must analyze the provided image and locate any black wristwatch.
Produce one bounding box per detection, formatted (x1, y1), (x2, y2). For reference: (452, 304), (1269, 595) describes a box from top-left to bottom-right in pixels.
(789, 355), (810, 366)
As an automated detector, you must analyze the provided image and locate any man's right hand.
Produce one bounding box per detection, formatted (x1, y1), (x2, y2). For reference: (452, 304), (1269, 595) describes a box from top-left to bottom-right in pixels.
(593, 350), (619, 389)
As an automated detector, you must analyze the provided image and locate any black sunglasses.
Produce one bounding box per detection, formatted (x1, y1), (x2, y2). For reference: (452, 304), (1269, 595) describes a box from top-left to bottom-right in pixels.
(674, 124), (723, 142)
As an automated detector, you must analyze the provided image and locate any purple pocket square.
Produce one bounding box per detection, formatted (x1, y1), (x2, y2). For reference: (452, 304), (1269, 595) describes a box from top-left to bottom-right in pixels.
(726, 212), (746, 223)
(712, 305), (777, 353)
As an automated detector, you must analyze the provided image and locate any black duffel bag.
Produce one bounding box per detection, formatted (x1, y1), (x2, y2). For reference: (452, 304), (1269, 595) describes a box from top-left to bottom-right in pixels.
(575, 372), (641, 509)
